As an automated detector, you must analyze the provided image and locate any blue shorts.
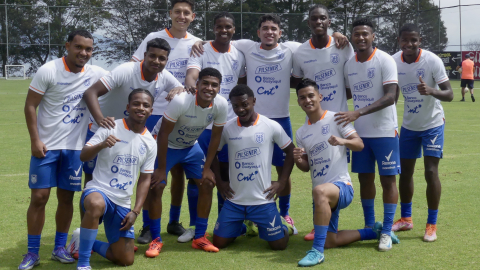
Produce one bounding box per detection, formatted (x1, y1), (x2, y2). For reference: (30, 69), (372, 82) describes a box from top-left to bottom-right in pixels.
(155, 143), (204, 180)
(29, 149), (82, 191)
(327, 182), (354, 233)
(197, 129), (229, 163)
(145, 115), (162, 132)
(352, 136), (401, 175)
(81, 189), (135, 244)
(270, 117), (293, 167)
(214, 201), (285, 242)
(83, 128), (97, 174)
(399, 125), (444, 159)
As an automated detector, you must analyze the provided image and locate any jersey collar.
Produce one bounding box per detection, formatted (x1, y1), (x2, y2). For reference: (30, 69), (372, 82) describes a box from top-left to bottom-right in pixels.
(309, 36), (331, 49)
(401, 49), (422, 63)
(140, 61), (159, 81)
(259, 43), (279, 50)
(62, 57), (85, 73)
(195, 92), (213, 108)
(165, 28), (188, 39)
(307, 110), (328, 125)
(237, 113), (260, 127)
(123, 118), (148, 135)
(355, 47), (377, 62)
(210, 41), (231, 53)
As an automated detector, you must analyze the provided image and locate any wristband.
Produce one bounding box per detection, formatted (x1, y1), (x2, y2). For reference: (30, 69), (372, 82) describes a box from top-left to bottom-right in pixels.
(131, 210), (140, 217)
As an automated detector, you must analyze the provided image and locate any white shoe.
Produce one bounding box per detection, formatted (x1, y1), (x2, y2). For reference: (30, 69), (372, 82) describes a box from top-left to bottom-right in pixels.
(177, 228), (195, 243)
(67, 228), (80, 255)
(378, 233), (392, 251)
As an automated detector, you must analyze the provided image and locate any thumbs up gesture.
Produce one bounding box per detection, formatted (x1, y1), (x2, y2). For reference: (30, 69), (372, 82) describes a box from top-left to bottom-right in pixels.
(417, 76), (433, 96)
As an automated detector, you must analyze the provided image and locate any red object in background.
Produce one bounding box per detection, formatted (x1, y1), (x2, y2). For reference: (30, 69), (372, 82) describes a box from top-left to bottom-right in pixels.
(461, 51), (480, 79)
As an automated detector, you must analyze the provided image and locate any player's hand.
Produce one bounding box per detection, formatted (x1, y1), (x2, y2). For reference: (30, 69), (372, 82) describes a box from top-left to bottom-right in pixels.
(120, 211), (137, 231)
(200, 168), (216, 186)
(328, 135), (345, 146)
(417, 76), (434, 96)
(150, 169), (167, 189)
(166, 86), (185, 102)
(184, 85), (197, 95)
(332, 32), (348, 49)
(293, 147), (306, 163)
(216, 180), (235, 200)
(98, 116), (116, 129)
(334, 111), (360, 127)
(191, 41), (205, 57)
(263, 181), (285, 201)
(31, 139), (47, 158)
(101, 135), (121, 149)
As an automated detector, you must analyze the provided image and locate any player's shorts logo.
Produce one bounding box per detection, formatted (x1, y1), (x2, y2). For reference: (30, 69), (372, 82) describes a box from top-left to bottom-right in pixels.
(255, 132), (265, 144)
(309, 142), (328, 157)
(416, 68), (425, 79)
(31, 174), (37, 184)
(111, 165), (119, 173)
(139, 143), (146, 155)
(330, 53), (340, 65)
(367, 68), (376, 79)
(322, 124), (330, 135)
(206, 113), (214, 123)
(232, 60), (239, 71)
(62, 105), (70, 112)
(84, 78), (91, 87)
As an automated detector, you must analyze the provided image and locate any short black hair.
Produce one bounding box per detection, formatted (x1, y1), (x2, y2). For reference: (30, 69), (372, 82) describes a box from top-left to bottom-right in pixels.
(465, 54), (471, 58)
(308, 4), (329, 18)
(171, 0), (194, 11)
(146, 38), (171, 56)
(67, 29), (93, 43)
(214, 11), (235, 26)
(295, 78), (319, 95)
(399, 23), (420, 37)
(128, 88), (154, 105)
(229, 84), (254, 100)
(258, 14), (281, 29)
(352, 17), (374, 33)
(198, 67), (222, 83)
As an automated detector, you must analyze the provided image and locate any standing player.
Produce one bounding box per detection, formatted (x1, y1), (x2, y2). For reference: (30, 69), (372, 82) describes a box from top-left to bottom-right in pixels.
(456, 54), (475, 102)
(145, 68), (228, 257)
(392, 24), (453, 242)
(337, 18), (400, 251)
(131, 0), (202, 241)
(212, 84), (294, 250)
(20, 29), (107, 270)
(76, 89), (157, 270)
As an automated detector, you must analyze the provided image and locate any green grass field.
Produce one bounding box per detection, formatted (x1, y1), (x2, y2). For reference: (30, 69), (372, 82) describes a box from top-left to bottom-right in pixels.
(0, 79), (479, 269)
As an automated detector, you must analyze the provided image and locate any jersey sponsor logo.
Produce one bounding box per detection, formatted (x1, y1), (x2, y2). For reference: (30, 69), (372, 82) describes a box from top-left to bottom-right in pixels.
(113, 154), (139, 166)
(367, 68), (376, 79)
(206, 113), (214, 123)
(254, 132), (265, 144)
(330, 53), (340, 65)
(171, 71), (186, 79)
(310, 157), (331, 166)
(57, 82), (72, 86)
(313, 164), (329, 178)
(222, 75), (235, 85)
(109, 178), (133, 190)
(302, 134), (313, 140)
(139, 143), (147, 155)
(111, 165), (119, 173)
(84, 77), (91, 87)
(416, 68), (425, 79)
(207, 61), (220, 65)
(31, 174), (37, 184)
(309, 142), (328, 157)
(251, 52), (266, 59)
(62, 112), (85, 124)
(347, 72), (358, 76)
(185, 115), (197, 119)
(322, 124), (330, 135)
(255, 76), (281, 84)
(235, 147), (261, 160)
(257, 85), (278, 95)
(401, 83), (419, 95)
(220, 88), (230, 95)
(62, 105), (70, 112)
(175, 137), (197, 145)
(63, 93), (84, 104)
(178, 125), (204, 134)
(322, 90), (337, 102)
(315, 68), (336, 82)
(406, 104), (422, 114)
(353, 94), (374, 102)
(353, 81), (373, 92)
(235, 161), (261, 169)
(236, 171), (258, 181)
(304, 59), (317, 64)
(229, 137), (242, 140)
(232, 60), (239, 71)
(167, 58), (188, 69)
(255, 64), (282, 74)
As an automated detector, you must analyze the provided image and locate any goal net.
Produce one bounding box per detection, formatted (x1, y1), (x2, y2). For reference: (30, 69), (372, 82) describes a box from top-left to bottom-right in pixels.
(5, 65), (26, 80)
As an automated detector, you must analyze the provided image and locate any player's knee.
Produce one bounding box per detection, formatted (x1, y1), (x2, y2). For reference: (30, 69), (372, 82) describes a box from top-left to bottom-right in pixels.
(269, 241), (287, 251)
(84, 201), (104, 218)
(30, 191), (50, 207)
(313, 187), (328, 206)
(114, 255), (134, 266)
(199, 180), (214, 191)
(424, 167), (439, 182)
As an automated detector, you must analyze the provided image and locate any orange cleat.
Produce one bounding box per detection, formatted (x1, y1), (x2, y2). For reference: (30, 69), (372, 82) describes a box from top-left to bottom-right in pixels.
(423, 224), (437, 242)
(392, 217), (413, 232)
(304, 229), (315, 241)
(145, 237), (163, 258)
(134, 245), (138, 252)
(192, 234), (219, 252)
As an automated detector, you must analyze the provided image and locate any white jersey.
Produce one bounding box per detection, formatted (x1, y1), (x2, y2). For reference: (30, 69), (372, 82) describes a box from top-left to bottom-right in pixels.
(161, 92), (228, 149)
(292, 37), (354, 112)
(218, 114), (292, 206)
(29, 57), (108, 150)
(296, 111), (355, 188)
(132, 29), (201, 115)
(393, 49), (449, 131)
(92, 61), (182, 132)
(344, 48), (398, 138)
(187, 42), (246, 123)
(232, 40), (301, 118)
(86, 119), (157, 208)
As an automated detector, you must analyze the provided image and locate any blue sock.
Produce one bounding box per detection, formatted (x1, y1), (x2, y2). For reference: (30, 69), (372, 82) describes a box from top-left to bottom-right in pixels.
(282, 224), (289, 236)
(77, 228), (97, 267)
(313, 225), (328, 253)
(361, 199), (376, 227)
(400, 202), (412, 218)
(427, 209), (438, 225)
(92, 240), (109, 258)
(150, 218), (161, 241)
(54, 231), (68, 250)
(142, 209), (151, 228)
(358, 228), (377, 240)
(187, 183), (199, 227)
(217, 191), (225, 215)
(195, 217), (208, 239)
(382, 203), (397, 235)
(27, 234), (41, 255)
(278, 194), (290, 217)
(169, 205), (181, 224)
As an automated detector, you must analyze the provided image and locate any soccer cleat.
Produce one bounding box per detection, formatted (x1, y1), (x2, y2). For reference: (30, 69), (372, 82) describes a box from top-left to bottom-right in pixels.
(281, 216), (294, 236)
(137, 226), (152, 244)
(244, 220), (259, 236)
(192, 234), (219, 252)
(298, 248), (325, 267)
(51, 247), (75, 264)
(167, 221), (186, 236)
(178, 227), (195, 243)
(145, 237), (163, 258)
(77, 267), (92, 270)
(282, 215), (298, 235)
(18, 252), (40, 270)
(67, 228), (80, 255)
(378, 233), (392, 251)
(460, 98), (465, 102)
(472, 95), (476, 102)
(392, 217), (413, 232)
(373, 221), (383, 239)
(423, 224), (437, 242)
(304, 229), (315, 241)
(390, 231), (400, 244)
(134, 245), (138, 252)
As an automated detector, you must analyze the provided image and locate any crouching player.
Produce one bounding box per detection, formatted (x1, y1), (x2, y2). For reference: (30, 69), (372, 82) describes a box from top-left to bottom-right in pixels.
(75, 89), (157, 269)
(293, 79), (397, 266)
(212, 85), (295, 250)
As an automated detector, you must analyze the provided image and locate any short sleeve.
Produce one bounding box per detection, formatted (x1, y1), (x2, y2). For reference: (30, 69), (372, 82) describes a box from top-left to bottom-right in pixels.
(283, 41), (302, 53)
(292, 50), (304, 78)
(100, 64), (130, 91)
(231, 39), (255, 53)
(163, 94), (186, 123)
(186, 53), (203, 71)
(344, 43), (355, 61)
(343, 63), (350, 88)
(381, 54), (398, 85)
(295, 129), (304, 149)
(160, 70), (183, 93)
(272, 120), (292, 150)
(151, 118), (162, 137)
(86, 126), (110, 146)
(140, 142), (157, 173)
(29, 64), (55, 95)
(213, 98), (228, 127)
(217, 129), (227, 150)
(432, 54), (449, 85)
(338, 122), (356, 138)
(132, 34), (153, 62)
(238, 52), (247, 78)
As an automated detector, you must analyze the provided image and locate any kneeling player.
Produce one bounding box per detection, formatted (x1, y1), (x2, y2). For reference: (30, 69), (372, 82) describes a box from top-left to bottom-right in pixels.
(212, 85), (295, 250)
(75, 89), (157, 269)
(293, 80), (398, 266)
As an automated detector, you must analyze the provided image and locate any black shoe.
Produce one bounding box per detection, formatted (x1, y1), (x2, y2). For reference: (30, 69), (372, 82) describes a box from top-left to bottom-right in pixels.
(472, 95), (475, 102)
(460, 98), (465, 101)
(137, 226), (152, 244)
(167, 221), (186, 236)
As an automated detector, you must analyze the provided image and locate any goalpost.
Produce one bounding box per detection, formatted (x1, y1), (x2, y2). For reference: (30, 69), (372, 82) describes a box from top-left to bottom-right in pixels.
(5, 65), (26, 80)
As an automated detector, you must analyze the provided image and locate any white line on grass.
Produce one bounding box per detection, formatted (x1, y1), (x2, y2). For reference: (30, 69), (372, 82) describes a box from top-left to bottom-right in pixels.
(0, 173), (28, 177)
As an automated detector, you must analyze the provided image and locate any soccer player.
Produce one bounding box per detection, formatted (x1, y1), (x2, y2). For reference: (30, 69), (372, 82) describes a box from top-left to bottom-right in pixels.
(456, 54), (475, 102)
(20, 29), (107, 270)
(131, 0), (202, 241)
(337, 18), (400, 251)
(76, 89), (157, 270)
(212, 84), (294, 250)
(392, 24), (453, 242)
(145, 67), (228, 257)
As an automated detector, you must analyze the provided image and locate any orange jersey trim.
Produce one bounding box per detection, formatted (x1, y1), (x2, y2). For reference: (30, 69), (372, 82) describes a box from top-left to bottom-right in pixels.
(29, 85), (45, 94)
(356, 47), (377, 62)
(280, 139), (292, 149)
(123, 118), (130, 130)
(62, 56), (84, 72)
(210, 41), (231, 53)
(140, 61), (158, 81)
(237, 113), (260, 127)
(195, 92), (213, 108)
(165, 28), (187, 39)
(307, 110), (328, 125)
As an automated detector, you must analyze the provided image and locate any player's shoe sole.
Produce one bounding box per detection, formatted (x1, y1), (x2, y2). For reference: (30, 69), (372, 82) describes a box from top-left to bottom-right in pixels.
(145, 237), (163, 258)
(192, 235), (219, 252)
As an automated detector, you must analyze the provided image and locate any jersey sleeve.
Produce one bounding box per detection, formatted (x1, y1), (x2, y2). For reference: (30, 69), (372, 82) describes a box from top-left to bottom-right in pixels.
(29, 64), (55, 95)
(213, 98), (228, 127)
(295, 129), (304, 149)
(283, 41), (302, 53)
(381, 55), (398, 85)
(85, 126), (110, 146)
(272, 121), (292, 150)
(186, 53), (203, 71)
(231, 39), (254, 53)
(338, 122), (357, 138)
(131, 34), (153, 62)
(161, 70), (183, 92)
(432, 54), (449, 84)
(343, 63), (350, 88)
(292, 50), (304, 78)
(217, 129), (227, 150)
(163, 94), (185, 123)
(344, 43), (355, 61)
(99, 64), (130, 91)
(140, 141), (157, 173)
(238, 52), (247, 78)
